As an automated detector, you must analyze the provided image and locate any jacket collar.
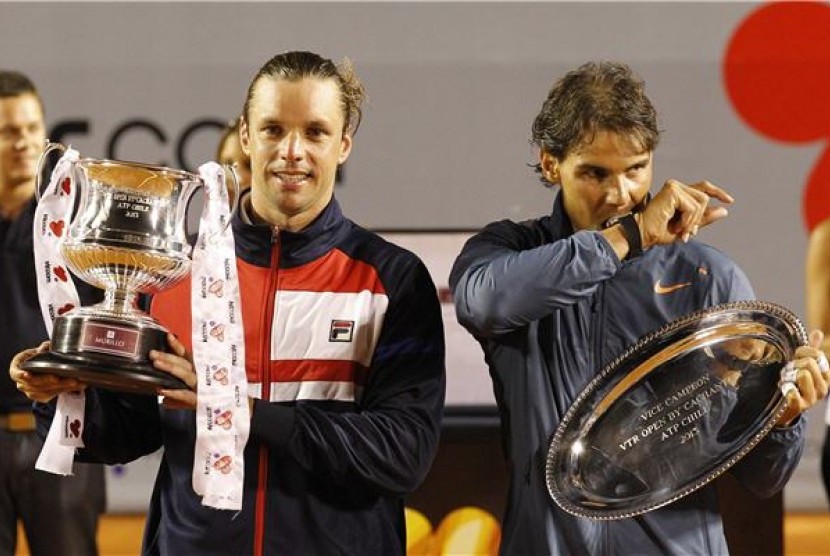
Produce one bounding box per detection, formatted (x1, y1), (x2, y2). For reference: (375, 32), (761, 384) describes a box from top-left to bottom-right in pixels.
(547, 191), (574, 239)
(232, 192), (350, 268)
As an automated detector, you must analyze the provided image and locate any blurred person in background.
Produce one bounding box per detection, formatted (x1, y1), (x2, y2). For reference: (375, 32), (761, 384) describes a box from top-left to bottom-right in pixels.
(0, 69), (105, 556)
(216, 116), (251, 193)
(804, 216), (830, 507)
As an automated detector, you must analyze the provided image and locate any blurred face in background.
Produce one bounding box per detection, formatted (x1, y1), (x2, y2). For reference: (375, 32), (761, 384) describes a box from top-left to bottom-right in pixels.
(0, 93), (45, 193)
(217, 125), (252, 196)
(240, 76), (352, 231)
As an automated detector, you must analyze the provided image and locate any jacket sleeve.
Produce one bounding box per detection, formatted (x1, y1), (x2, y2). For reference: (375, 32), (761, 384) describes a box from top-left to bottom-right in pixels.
(729, 419), (805, 498)
(34, 388), (163, 465)
(249, 257), (446, 497)
(449, 221), (621, 338)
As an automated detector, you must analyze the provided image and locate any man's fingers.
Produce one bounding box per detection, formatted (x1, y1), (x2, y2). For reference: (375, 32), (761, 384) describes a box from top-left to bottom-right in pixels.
(150, 351), (196, 387)
(678, 191), (704, 239)
(780, 351), (830, 411)
(689, 180), (735, 204)
(661, 181), (710, 241)
(776, 335), (830, 425)
(149, 340), (199, 395)
(167, 333), (188, 358)
(675, 180), (733, 237)
(14, 374), (86, 402)
(700, 206), (730, 227)
(158, 389), (197, 409)
(643, 179), (734, 247)
(794, 333), (825, 362)
(11, 347), (39, 371)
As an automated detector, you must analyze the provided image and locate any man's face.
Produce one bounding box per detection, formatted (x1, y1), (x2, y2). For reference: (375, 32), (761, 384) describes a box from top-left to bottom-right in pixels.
(240, 76), (352, 230)
(540, 130), (653, 231)
(0, 93), (45, 191)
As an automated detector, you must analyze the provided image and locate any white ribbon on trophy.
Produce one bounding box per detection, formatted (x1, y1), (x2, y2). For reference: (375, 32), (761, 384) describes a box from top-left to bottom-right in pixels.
(32, 154), (250, 512)
(32, 147), (87, 475)
(191, 162), (249, 510)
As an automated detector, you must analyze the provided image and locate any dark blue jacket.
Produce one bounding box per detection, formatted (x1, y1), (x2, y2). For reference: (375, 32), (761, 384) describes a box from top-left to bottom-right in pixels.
(36, 198), (446, 555)
(449, 193), (804, 555)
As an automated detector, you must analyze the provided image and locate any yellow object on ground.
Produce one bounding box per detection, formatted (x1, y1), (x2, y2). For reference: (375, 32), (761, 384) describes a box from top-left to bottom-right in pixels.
(405, 507), (434, 555)
(431, 506), (501, 556)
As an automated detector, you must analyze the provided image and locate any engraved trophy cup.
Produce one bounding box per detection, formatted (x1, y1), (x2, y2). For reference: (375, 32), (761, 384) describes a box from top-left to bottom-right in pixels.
(22, 143), (237, 394)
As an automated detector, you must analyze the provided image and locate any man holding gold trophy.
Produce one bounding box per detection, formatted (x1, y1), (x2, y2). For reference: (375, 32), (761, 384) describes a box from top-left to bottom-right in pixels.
(450, 61), (830, 554)
(10, 51), (446, 554)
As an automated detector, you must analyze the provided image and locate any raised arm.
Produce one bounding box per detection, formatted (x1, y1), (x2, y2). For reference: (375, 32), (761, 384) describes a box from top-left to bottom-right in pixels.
(450, 221), (621, 338)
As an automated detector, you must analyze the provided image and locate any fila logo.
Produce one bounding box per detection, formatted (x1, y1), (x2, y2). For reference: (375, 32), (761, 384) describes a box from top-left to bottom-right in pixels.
(329, 320), (355, 342)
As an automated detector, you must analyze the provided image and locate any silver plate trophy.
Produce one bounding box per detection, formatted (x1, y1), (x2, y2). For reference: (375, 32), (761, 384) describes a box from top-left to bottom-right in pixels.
(22, 142), (237, 394)
(545, 301), (806, 520)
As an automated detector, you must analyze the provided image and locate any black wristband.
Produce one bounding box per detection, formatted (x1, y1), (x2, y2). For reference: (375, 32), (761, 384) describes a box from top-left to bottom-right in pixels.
(603, 213), (643, 259)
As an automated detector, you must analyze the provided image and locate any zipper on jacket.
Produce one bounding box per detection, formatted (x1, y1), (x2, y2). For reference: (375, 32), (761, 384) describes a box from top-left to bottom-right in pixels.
(591, 281), (606, 375)
(254, 227), (280, 556)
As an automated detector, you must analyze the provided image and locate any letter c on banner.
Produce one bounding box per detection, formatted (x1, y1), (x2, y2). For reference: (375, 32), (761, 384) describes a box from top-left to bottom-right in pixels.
(107, 119), (167, 166)
(177, 119), (225, 171)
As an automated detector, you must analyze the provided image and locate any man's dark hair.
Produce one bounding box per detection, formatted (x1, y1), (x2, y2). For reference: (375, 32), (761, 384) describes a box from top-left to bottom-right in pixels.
(243, 51), (365, 135)
(531, 61), (660, 184)
(0, 70), (41, 103)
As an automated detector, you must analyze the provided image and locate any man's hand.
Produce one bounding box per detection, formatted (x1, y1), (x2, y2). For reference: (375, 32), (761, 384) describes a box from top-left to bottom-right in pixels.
(152, 334), (198, 410)
(8, 342), (87, 403)
(777, 329), (830, 427)
(638, 179), (734, 248)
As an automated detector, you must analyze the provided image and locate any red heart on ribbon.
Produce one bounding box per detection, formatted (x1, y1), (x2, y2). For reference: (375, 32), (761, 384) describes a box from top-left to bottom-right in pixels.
(53, 266), (68, 282)
(69, 419), (81, 438)
(57, 303), (74, 316)
(60, 178), (71, 196)
(49, 220), (65, 237)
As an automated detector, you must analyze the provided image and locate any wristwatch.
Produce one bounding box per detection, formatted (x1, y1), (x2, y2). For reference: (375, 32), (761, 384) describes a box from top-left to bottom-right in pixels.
(602, 212), (643, 259)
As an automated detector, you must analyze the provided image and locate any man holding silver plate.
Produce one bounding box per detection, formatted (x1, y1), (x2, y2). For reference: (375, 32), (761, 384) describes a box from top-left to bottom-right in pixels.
(450, 61), (829, 554)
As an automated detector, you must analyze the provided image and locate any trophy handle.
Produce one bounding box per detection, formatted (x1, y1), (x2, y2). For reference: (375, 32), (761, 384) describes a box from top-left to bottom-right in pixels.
(35, 141), (67, 201)
(223, 163), (241, 232)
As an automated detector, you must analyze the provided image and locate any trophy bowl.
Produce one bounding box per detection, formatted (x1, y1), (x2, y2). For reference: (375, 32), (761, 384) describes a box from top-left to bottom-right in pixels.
(545, 301), (806, 520)
(22, 145), (213, 394)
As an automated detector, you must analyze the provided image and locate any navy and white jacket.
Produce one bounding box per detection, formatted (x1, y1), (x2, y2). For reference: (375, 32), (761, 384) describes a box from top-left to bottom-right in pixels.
(36, 197), (446, 555)
(449, 193), (804, 555)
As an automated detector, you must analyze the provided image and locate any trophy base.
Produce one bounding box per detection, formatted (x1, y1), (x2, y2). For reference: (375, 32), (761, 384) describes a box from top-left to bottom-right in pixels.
(22, 310), (188, 395)
(21, 351), (187, 395)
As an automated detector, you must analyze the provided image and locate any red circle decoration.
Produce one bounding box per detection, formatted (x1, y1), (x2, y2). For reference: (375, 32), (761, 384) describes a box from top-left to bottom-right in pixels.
(723, 1), (830, 231)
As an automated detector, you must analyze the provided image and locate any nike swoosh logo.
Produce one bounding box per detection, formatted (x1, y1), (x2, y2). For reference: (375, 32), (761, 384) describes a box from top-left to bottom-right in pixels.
(654, 280), (692, 294)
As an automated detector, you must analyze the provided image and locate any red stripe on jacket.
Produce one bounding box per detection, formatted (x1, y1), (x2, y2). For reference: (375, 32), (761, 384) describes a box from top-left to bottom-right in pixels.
(150, 250), (383, 386)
